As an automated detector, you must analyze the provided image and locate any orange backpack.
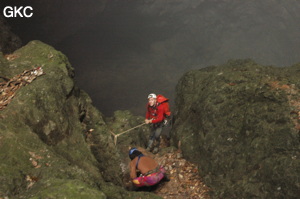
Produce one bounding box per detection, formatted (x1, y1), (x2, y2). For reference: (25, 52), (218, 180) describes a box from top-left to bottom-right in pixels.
(156, 94), (171, 118)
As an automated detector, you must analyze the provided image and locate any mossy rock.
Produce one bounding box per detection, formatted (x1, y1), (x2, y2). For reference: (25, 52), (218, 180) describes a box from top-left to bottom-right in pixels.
(0, 41), (161, 199)
(173, 59), (300, 198)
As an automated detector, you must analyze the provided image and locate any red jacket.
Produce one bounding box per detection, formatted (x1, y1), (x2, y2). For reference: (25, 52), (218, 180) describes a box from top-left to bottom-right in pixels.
(146, 95), (170, 124)
(146, 102), (164, 124)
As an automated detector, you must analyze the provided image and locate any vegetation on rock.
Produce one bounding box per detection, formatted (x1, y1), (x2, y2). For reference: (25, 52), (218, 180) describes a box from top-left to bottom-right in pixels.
(2, 40), (300, 199)
(173, 59), (300, 198)
(0, 41), (159, 199)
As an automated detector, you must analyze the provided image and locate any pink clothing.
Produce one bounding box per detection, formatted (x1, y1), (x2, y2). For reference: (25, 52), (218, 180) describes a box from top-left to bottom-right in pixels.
(132, 166), (166, 187)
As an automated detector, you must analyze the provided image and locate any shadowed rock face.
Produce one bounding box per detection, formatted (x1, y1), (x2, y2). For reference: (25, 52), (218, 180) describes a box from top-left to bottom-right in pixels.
(0, 15), (21, 54)
(173, 59), (300, 198)
(0, 41), (158, 199)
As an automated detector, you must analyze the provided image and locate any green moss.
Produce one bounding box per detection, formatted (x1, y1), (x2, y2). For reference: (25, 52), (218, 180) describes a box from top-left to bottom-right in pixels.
(173, 59), (300, 198)
(26, 179), (106, 199)
(0, 41), (161, 198)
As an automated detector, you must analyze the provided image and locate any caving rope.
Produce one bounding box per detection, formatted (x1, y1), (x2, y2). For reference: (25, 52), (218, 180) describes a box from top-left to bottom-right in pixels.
(110, 122), (146, 145)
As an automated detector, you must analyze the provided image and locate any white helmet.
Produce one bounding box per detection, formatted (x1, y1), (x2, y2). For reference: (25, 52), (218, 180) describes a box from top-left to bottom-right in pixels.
(148, 93), (157, 99)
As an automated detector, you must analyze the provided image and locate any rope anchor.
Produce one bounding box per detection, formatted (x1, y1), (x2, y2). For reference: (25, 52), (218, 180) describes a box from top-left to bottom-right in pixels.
(110, 122), (146, 145)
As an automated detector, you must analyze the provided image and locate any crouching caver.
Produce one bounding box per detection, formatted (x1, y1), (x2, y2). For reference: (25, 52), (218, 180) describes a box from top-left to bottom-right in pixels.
(145, 93), (171, 154)
(129, 148), (169, 187)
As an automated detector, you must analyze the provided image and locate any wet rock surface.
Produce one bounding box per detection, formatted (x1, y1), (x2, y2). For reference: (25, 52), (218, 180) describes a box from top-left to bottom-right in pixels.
(173, 59), (300, 198)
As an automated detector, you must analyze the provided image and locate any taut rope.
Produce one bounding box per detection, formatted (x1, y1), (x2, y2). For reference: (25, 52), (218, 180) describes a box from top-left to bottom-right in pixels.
(110, 122), (146, 145)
